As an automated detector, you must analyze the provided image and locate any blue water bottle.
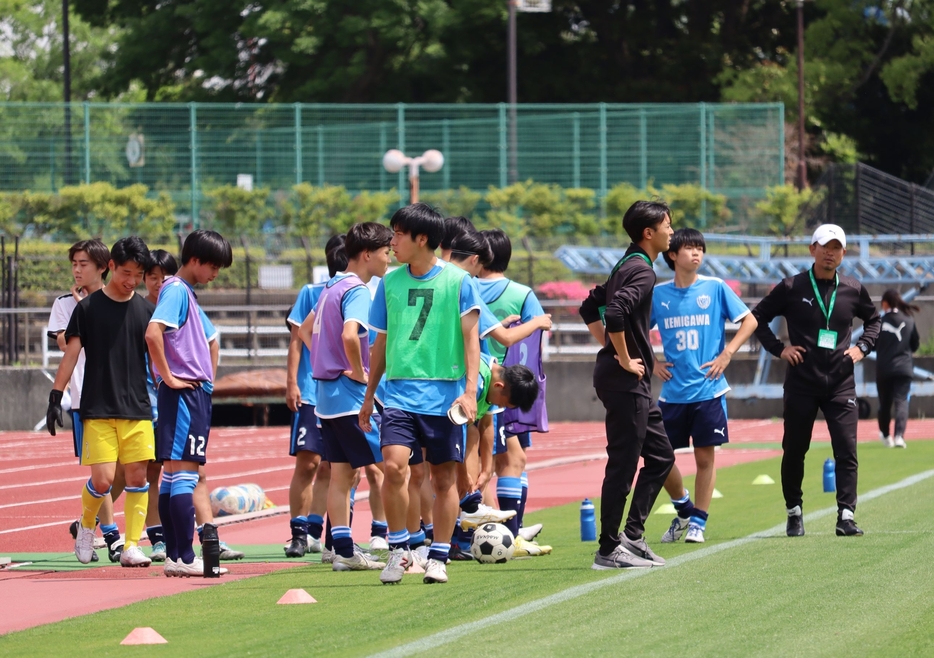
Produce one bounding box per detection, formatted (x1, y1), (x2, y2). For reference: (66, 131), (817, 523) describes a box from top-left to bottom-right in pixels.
(823, 458), (836, 493)
(580, 499), (597, 541)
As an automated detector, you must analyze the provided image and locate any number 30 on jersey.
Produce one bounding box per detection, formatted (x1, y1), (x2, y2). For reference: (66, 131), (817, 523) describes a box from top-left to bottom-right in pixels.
(675, 329), (699, 351)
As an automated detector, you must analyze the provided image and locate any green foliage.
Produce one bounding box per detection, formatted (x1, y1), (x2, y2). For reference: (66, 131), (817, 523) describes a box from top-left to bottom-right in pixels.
(821, 132), (862, 164)
(0, 183), (175, 242)
(754, 184), (822, 243)
(284, 184), (398, 241)
(479, 181), (600, 238)
(420, 187), (482, 218)
(604, 182), (730, 234)
(0, 0), (119, 102)
(204, 186), (275, 239)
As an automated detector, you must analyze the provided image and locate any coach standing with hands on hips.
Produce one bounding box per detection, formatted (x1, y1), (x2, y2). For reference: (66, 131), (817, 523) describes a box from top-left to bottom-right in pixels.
(752, 224), (880, 537)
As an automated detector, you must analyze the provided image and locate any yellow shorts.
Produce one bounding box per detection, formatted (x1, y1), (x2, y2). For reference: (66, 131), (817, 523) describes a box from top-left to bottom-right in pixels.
(81, 419), (156, 466)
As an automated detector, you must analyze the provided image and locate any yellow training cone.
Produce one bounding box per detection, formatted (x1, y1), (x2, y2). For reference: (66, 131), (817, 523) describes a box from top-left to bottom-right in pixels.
(752, 474), (775, 485)
(712, 489), (724, 499)
(654, 503), (677, 515)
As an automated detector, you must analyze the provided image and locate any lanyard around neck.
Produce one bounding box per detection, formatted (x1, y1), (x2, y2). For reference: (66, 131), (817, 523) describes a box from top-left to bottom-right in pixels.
(808, 268), (837, 329)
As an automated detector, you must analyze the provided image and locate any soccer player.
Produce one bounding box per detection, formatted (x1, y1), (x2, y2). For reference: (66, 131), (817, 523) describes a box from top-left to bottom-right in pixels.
(876, 289), (920, 449)
(579, 200), (675, 570)
(46, 236), (157, 568)
(752, 224), (880, 537)
(305, 222), (393, 571)
(477, 228), (550, 544)
(282, 235), (345, 558)
(360, 202), (482, 585)
(146, 229), (233, 576)
(50, 239), (126, 562)
(650, 228), (758, 544)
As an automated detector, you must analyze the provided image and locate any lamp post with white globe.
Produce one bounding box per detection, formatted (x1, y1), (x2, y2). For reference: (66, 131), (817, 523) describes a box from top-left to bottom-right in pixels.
(382, 149), (445, 204)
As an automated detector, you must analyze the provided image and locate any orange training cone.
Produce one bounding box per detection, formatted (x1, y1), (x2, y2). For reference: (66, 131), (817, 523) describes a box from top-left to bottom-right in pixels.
(121, 627), (168, 645)
(405, 561), (425, 575)
(277, 588), (317, 604)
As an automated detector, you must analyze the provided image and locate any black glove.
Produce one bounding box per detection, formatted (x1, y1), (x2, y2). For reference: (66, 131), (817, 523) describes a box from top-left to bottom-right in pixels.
(47, 390), (64, 436)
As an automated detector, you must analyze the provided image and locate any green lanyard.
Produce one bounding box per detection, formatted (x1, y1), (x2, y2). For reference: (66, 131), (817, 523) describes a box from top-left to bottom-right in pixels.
(599, 252), (653, 326)
(808, 268), (837, 329)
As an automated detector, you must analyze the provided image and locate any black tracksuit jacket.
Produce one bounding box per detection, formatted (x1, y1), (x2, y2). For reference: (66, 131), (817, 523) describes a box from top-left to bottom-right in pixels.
(752, 267), (881, 396)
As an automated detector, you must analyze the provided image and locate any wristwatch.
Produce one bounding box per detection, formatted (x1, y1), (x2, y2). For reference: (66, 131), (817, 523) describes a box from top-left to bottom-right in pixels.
(857, 342), (870, 356)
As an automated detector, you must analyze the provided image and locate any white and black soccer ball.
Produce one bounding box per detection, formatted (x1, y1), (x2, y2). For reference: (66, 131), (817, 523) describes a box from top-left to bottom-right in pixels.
(470, 523), (516, 563)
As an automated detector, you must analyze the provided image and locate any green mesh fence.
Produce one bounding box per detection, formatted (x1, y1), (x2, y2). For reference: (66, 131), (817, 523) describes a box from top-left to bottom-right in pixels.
(0, 102), (784, 220)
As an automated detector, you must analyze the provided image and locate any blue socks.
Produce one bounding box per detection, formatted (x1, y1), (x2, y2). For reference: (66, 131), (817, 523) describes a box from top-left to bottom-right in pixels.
(409, 529), (426, 549)
(388, 529), (410, 551)
(673, 490), (696, 519)
(307, 514), (324, 541)
(371, 519), (388, 539)
(158, 473), (176, 561)
(497, 476), (522, 536)
(690, 508), (709, 530)
(332, 525), (354, 559)
(518, 471), (529, 528)
(428, 542), (450, 563)
(170, 471), (198, 564)
(459, 491), (482, 514)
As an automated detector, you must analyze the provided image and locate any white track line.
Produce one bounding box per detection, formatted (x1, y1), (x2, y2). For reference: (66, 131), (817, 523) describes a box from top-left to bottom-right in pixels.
(369, 468), (934, 658)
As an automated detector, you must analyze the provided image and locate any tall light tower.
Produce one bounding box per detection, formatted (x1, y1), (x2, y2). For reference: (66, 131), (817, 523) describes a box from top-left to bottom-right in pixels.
(382, 149), (445, 204)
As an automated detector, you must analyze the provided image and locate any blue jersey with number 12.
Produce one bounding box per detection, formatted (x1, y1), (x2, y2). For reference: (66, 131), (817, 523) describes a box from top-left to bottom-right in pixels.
(651, 275), (749, 404)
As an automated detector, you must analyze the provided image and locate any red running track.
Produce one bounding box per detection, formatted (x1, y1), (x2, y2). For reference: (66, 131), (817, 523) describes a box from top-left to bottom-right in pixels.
(2, 418), (933, 634)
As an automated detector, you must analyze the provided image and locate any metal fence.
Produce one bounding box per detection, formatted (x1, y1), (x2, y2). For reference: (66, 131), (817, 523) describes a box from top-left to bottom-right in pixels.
(803, 163), (934, 237)
(0, 102), (784, 217)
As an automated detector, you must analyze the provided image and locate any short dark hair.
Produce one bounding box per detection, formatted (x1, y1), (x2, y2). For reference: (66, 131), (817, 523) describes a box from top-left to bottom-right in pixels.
(449, 228), (493, 266)
(441, 216), (475, 250)
(110, 236), (151, 269)
(346, 222), (393, 260)
(663, 227), (706, 271)
(181, 230), (233, 268)
(68, 239), (110, 280)
(325, 234), (348, 277)
(623, 200), (671, 244)
(390, 203), (445, 250)
(503, 364), (539, 413)
(146, 249), (179, 276)
(481, 228), (512, 273)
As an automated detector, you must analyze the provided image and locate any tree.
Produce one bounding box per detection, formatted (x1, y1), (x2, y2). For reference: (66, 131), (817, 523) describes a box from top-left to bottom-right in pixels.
(0, 0), (119, 101)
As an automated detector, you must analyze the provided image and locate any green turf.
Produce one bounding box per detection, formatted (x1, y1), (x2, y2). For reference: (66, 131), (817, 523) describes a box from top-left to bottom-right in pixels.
(2, 441), (933, 657)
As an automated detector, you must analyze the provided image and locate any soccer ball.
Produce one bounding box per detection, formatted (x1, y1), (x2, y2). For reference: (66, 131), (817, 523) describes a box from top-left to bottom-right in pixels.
(209, 484), (266, 517)
(470, 523), (515, 563)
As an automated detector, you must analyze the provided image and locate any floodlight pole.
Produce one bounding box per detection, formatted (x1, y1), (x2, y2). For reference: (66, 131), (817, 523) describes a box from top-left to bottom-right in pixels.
(507, 0), (518, 184)
(383, 150), (445, 205)
(796, 0), (807, 191)
(63, 0), (75, 186)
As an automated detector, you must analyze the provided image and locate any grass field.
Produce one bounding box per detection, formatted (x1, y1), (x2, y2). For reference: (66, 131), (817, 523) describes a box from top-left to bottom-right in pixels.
(3, 441), (934, 657)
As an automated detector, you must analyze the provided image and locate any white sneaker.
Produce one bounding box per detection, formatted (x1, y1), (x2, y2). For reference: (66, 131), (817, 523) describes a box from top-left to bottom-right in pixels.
(518, 523), (543, 542)
(75, 525), (96, 564)
(380, 548), (411, 584)
(120, 545), (152, 567)
(176, 557), (228, 577)
(685, 524), (706, 544)
(459, 504), (517, 530)
(150, 541), (167, 562)
(661, 516), (690, 543)
(880, 432), (894, 448)
(369, 535), (390, 551)
(893, 435), (907, 448)
(412, 545), (430, 568)
(423, 558), (448, 584)
(321, 547), (335, 564)
(164, 558), (179, 577)
(306, 536), (322, 553)
(332, 551), (386, 571)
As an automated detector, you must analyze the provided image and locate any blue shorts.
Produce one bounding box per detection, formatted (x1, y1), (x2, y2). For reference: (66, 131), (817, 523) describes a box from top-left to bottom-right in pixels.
(156, 385), (212, 463)
(381, 408), (466, 465)
(492, 414), (533, 455)
(320, 414), (382, 468)
(659, 397), (729, 450)
(71, 410), (83, 460)
(290, 404), (325, 456)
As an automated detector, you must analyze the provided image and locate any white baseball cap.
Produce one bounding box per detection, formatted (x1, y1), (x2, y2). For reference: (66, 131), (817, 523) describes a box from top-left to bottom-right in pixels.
(811, 224), (846, 249)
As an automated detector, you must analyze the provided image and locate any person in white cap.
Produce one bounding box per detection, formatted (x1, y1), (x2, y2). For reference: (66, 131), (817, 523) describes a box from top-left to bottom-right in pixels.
(751, 224), (881, 537)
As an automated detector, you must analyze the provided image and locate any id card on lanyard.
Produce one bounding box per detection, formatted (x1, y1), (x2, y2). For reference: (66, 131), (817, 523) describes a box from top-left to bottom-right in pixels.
(809, 268), (838, 350)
